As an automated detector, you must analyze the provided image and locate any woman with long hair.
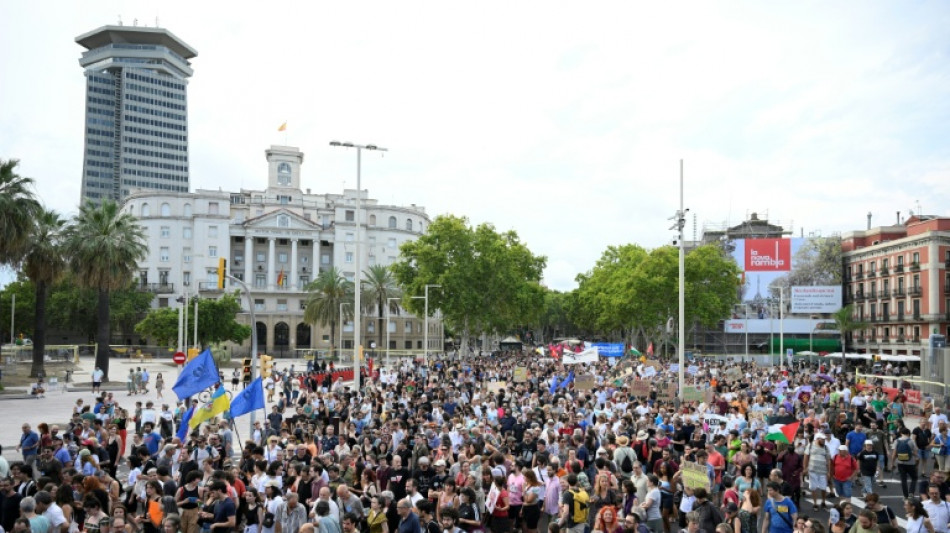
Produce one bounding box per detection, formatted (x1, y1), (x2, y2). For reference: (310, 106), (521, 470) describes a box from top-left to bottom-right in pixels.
(619, 479), (637, 521)
(242, 487), (263, 533)
(589, 473), (620, 530)
(520, 469), (542, 533)
(111, 504), (132, 533)
(82, 476), (110, 514)
(592, 505), (623, 533)
(735, 464), (760, 499)
(82, 497), (110, 533)
(54, 484), (78, 533)
(488, 476), (510, 533)
(155, 373), (165, 399)
(113, 409), (129, 461)
(366, 495), (389, 533)
(736, 488), (760, 533)
(134, 480), (165, 533)
(37, 423), (53, 449)
(438, 479), (460, 522)
(105, 426), (121, 478)
(905, 498), (935, 533)
(175, 470), (203, 533)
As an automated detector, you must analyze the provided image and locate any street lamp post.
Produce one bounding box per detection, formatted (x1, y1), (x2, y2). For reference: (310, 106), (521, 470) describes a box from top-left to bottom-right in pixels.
(744, 304), (750, 362)
(339, 302), (350, 360)
(329, 141), (388, 392)
(669, 160), (687, 397)
(225, 274), (258, 431)
(386, 297), (400, 368)
(424, 284), (441, 365)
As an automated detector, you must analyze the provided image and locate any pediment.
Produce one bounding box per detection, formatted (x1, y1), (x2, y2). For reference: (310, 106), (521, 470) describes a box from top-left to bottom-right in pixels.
(242, 209), (319, 230)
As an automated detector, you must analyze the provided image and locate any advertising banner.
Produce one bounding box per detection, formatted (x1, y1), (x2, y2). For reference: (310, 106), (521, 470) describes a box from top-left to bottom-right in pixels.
(791, 286), (842, 313)
(590, 343), (625, 357)
(724, 318), (837, 334)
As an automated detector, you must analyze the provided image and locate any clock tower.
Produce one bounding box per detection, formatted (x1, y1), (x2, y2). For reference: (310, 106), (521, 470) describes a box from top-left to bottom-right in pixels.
(266, 145), (303, 190)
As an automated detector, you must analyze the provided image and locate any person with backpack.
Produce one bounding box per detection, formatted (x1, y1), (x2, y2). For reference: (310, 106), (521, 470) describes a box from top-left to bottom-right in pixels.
(613, 437), (637, 481)
(829, 446), (858, 500)
(761, 482), (797, 533)
(691, 488), (722, 533)
(892, 428), (920, 498)
(558, 474), (589, 533)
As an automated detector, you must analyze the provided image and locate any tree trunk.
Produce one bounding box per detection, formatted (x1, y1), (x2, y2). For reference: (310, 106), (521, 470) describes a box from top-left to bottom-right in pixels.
(96, 288), (111, 381)
(330, 319), (337, 358)
(377, 301), (384, 357)
(31, 281), (48, 378)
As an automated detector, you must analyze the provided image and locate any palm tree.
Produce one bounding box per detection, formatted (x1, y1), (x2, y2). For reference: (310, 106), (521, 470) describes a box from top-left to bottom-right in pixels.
(362, 264), (401, 355)
(0, 159), (41, 265)
(63, 201), (147, 380)
(22, 209), (67, 377)
(303, 267), (353, 357)
(833, 304), (867, 374)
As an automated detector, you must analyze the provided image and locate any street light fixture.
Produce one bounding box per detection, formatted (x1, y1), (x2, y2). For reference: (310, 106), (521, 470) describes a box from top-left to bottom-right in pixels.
(329, 140), (388, 392)
(386, 297), (400, 368)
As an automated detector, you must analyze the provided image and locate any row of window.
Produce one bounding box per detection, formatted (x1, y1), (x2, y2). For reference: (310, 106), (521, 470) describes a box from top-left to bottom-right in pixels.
(126, 92), (186, 111)
(140, 202), (206, 217)
(86, 117), (114, 128)
(122, 125), (186, 142)
(85, 159), (114, 168)
(123, 147), (188, 162)
(121, 156), (187, 173)
(122, 135), (187, 152)
(123, 114), (186, 132)
(125, 82), (185, 101)
(86, 148), (114, 158)
(126, 70), (186, 92)
(87, 96), (114, 106)
(86, 127), (114, 138)
(120, 167), (188, 182)
(87, 138), (114, 148)
(88, 85), (115, 97)
(87, 106), (114, 117)
(850, 250), (950, 276)
(84, 176), (114, 187)
(88, 74), (115, 85)
(124, 103), (185, 122)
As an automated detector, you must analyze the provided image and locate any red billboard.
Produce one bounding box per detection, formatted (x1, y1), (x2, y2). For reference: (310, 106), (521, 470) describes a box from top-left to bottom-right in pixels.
(744, 238), (792, 272)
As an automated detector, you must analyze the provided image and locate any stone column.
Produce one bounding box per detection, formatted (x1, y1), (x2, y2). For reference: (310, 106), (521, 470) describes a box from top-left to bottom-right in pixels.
(312, 238), (321, 277)
(244, 234), (253, 285)
(268, 237), (276, 289)
(290, 239), (299, 290)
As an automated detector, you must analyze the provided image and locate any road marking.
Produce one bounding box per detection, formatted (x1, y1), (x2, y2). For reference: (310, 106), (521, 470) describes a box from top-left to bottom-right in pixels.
(801, 495), (907, 529)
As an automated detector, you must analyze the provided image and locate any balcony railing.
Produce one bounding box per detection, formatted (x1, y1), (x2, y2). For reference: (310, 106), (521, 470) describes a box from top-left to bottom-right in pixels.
(910, 262), (921, 271)
(868, 270), (877, 278)
(880, 267), (889, 276)
(912, 313), (922, 321)
(855, 293), (866, 301)
(198, 282), (223, 292)
(909, 286), (922, 297)
(896, 313), (904, 322)
(869, 315), (878, 322)
(893, 288), (905, 297)
(895, 264), (904, 273)
(138, 283), (175, 294)
(896, 335), (905, 343)
(868, 290), (877, 299)
(913, 336), (921, 343)
(854, 272), (865, 280)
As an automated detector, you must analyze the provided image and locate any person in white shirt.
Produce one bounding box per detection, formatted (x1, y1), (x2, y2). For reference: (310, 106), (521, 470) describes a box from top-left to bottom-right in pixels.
(923, 485), (950, 533)
(35, 491), (67, 533)
(930, 408), (949, 434)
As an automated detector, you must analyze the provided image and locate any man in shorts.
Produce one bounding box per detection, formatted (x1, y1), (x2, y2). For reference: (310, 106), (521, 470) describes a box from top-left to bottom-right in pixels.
(803, 433), (831, 510)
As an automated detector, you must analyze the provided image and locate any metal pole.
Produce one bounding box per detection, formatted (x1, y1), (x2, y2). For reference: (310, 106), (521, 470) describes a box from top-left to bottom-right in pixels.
(424, 286), (428, 366)
(780, 288), (785, 370)
(386, 297), (400, 368)
(354, 147), (362, 392)
(194, 294), (199, 351)
(184, 293), (189, 351)
(677, 159), (685, 397)
(339, 303), (345, 361)
(226, 275), (257, 431)
(10, 293), (14, 345)
(744, 304), (749, 362)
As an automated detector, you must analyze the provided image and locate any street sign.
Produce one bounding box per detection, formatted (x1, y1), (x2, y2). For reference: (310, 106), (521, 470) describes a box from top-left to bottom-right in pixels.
(173, 352), (186, 365)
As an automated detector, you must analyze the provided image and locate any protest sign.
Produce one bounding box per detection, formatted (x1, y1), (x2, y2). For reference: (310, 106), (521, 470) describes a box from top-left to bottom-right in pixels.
(630, 380), (651, 398)
(487, 381), (507, 394)
(681, 461), (711, 490)
(658, 382), (676, 401)
(682, 385), (704, 402)
(725, 367), (742, 380)
(644, 359), (663, 370)
(513, 366), (528, 383)
(687, 365), (699, 375)
(486, 483), (499, 513)
(669, 364), (680, 373)
(704, 388), (715, 404)
(640, 366), (657, 379)
(575, 374), (596, 391)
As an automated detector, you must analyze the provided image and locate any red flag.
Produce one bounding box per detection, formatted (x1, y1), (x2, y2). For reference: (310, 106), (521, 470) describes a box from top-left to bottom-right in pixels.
(647, 342), (654, 357)
(781, 421), (801, 443)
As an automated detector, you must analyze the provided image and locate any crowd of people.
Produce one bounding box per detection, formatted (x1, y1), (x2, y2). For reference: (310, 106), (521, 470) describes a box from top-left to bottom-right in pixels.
(3, 352), (949, 533)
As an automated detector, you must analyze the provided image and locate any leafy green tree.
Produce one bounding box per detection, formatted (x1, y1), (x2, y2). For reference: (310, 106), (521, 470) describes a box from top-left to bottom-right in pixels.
(0, 277), (36, 342)
(193, 293), (252, 346)
(63, 201), (147, 379)
(22, 209), (67, 377)
(832, 304), (867, 372)
(134, 307), (179, 346)
(0, 159), (40, 265)
(532, 289), (580, 343)
(361, 264), (401, 353)
(391, 215), (546, 351)
(303, 267), (353, 356)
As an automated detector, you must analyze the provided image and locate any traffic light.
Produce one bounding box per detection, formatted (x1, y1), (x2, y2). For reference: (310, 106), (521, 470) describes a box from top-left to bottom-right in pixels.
(242, 358), (252, 384)
(217, 258), (227, 289)
(260, 354), (273, 378)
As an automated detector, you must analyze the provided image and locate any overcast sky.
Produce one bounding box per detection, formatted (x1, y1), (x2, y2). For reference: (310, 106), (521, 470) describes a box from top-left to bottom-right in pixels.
(2, 1), (949, 291)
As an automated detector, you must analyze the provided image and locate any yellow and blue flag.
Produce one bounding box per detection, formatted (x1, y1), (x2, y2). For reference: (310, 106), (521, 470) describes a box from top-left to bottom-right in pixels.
(189, 385), (230, 428)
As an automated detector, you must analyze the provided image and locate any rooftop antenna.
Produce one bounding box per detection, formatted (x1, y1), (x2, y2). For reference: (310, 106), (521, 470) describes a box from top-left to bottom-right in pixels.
(133, 18), (138, 26)
(118, 15), (123, 25)
(916, 199), (922, 216)
(155, 16), (159, 27)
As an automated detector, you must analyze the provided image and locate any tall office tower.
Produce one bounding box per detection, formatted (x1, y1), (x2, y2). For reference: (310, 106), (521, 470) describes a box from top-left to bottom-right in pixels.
(76, 25), (197, 205)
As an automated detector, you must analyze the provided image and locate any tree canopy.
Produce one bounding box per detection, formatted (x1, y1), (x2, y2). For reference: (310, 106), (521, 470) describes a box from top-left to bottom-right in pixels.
(135, 293), (250, 347)
(391, 215), (547, 350)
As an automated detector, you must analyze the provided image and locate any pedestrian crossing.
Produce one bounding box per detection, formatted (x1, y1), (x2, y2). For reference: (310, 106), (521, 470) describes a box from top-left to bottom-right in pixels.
(800, 478), (908, 529)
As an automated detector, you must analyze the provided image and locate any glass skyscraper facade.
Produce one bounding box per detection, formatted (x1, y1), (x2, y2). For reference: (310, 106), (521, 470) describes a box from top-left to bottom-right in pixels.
(76, 25), (197, 205)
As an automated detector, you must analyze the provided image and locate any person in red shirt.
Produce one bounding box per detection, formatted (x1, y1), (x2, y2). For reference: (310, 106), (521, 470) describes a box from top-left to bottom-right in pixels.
(706, 441), (727, 502)
(830, 445), (859, 499)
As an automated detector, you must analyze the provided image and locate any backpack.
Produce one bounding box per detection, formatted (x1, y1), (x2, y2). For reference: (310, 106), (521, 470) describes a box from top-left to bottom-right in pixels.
(569, 489), (590, 525)
(896, 438), (912, 462)
(620, 450), (635, 474)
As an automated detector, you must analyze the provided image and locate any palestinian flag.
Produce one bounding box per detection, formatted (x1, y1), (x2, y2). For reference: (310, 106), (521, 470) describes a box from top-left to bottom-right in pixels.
(764, 421), (800, 443)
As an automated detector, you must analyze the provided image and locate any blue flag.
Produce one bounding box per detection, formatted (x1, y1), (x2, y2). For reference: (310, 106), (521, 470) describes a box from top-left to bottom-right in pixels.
(560, 370), (574, 389)
(172, 348), (219, 400)
(230, 377), (265, 418)
(177, 406), (195, 441)
(549, 375), (560, 395)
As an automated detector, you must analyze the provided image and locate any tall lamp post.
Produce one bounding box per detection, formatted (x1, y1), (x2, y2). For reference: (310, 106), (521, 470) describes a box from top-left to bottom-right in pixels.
(225, 275), (258, 431)
(669, 160), (687, 397)
(424, 284), (441, 365)
(329, 141), (387, 392)
(339, 302), (350, 360)
(386, 297), (400, 368)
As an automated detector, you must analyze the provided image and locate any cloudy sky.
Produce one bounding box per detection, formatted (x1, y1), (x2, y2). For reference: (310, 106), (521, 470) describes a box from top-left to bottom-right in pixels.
(2, 1), (949, 291)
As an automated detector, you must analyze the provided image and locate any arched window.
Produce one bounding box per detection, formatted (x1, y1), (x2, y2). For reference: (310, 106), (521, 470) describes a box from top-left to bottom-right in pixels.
(369, 214), (377, 226)
(141, 203), (150, 217)
(183, 203), (192, 217)
(405, 219), (413, 231)
(277, 162), (291, 185)
(388, 216), (397, 229)
(160, 203), (171, 217)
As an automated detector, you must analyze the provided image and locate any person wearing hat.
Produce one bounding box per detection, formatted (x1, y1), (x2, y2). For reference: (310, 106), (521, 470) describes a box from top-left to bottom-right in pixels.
(830, 445), (858, 500)
(855, 440), (880, 499)
(614, 435), (637, 480)
(803, 433), (831, 510)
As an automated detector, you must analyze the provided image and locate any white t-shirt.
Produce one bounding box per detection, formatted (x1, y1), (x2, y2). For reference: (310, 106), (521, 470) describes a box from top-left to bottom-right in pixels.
(930, 414), (949, 433)
(43, 503), (67, 529)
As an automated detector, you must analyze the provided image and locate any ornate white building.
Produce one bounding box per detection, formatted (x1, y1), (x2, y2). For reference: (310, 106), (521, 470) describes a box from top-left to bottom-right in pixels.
(121, 145), (437, 356)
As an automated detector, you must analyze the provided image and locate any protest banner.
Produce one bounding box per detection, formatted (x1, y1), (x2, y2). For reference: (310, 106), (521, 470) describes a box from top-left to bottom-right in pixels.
(487, 381), (507, 394)
(726, 367), (742, 380)
(640, 366), (657, 379)
(486, 483), (499, 513)
(513, 366), (529, 383)
(630, 380), (651, 398)
(682, 385), (704, 402)
(575, 374), (596, 391)
(644, 359), (663, 370)
(687, 365), (699, 375)
(681, 461), (711, 490)
(658, 382), (676, 401)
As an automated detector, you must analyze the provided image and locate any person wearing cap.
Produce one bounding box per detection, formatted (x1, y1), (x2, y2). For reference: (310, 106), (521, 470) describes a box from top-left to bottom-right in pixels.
(855, 441), (880, 499)
(803, 433), (831, 510)
(830, 445), (858, 500)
